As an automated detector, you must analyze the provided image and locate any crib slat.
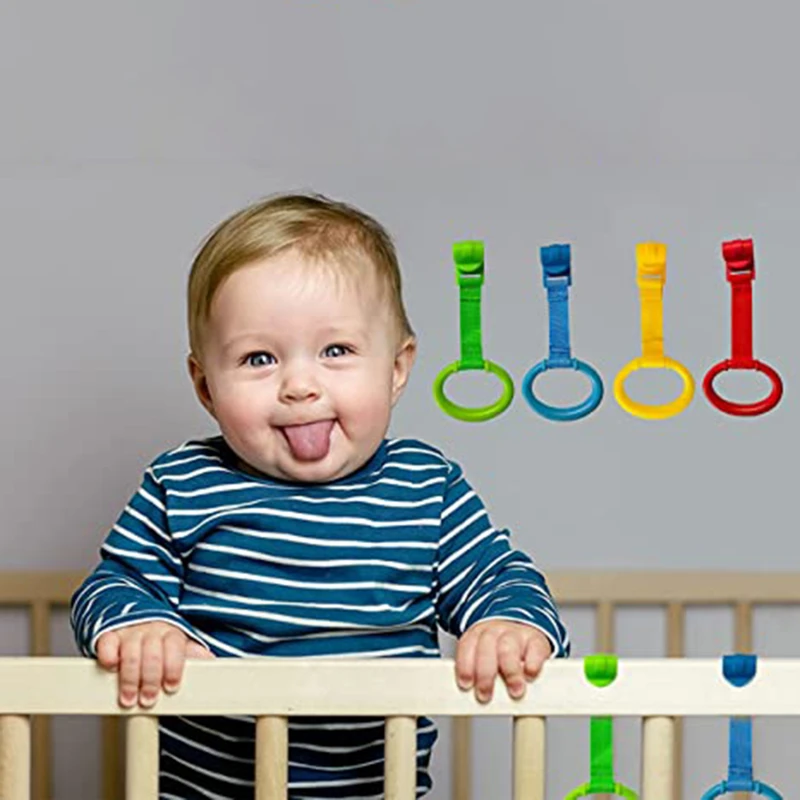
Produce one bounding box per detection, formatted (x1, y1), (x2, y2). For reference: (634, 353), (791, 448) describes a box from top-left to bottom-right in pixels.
(513, 716), (545, 800)
(385, 716), (416, 800)
(452, 717), (471, 800)
(29, 600), (51, 800)
(666, 603), (684, 658)
(0, 715), (31, 800)
(255, 716), (288, 800)
(641, 716), (675, 800)
(596, 602), (615, 652)
(125, 716), (158, 800)
(734, 602), (753, 652)
(666, 603), (684, 800)
(102, 717), (124, 799)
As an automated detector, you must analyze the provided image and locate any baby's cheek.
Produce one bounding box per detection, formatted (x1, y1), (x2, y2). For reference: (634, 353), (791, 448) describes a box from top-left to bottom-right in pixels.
(215, 399), (267, 451)
(216, 384), (266, 425)
(351, 387), (392, 426)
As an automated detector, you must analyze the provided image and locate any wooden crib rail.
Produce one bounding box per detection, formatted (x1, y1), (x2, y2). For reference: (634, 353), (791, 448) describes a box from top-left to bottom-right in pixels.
(2, 569), (799, 800)
(2, 657), (800, 800)
(7, 656), (800, 717)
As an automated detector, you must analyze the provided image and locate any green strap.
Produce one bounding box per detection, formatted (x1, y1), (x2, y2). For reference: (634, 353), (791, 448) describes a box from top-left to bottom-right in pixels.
(589, 716), (616, 792)
(454, 241), (486, 370)
(587, 654), (618, 793)
(563, 654), (639, 799)
(433, 240), (514, 422)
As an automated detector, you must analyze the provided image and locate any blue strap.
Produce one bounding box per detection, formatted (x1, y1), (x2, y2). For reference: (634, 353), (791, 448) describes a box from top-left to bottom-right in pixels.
(726, 717), (753, 790)
(723, 653), (756, 687)
(723, 654), (757, 791)
(522, 243), (604, 422)
(542, 244), (574, 368)
(699, 654), (783, 799)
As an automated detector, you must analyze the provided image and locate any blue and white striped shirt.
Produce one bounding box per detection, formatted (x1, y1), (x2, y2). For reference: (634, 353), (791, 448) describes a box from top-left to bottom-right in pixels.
(71, 436), (569, 799)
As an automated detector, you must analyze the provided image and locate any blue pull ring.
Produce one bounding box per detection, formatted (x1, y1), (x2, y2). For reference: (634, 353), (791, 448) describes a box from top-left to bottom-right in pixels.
(522, 244), (604, 422)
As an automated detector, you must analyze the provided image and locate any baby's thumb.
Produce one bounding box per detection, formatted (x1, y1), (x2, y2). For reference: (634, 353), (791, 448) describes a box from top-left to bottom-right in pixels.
(186, 640), (215, 659)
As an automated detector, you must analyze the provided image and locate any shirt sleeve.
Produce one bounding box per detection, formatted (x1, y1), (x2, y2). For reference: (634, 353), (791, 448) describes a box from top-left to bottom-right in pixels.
(69, 464), (207, 657)
(433, 460), (570, 657)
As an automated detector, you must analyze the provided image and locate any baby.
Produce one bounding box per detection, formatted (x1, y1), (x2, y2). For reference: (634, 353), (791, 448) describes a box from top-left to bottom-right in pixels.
(70, 192), (569, 798)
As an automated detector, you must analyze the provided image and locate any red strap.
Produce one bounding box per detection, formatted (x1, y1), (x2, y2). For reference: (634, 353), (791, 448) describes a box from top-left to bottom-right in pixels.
(703, 238), (783, 416)
(721, 239), (754, 367)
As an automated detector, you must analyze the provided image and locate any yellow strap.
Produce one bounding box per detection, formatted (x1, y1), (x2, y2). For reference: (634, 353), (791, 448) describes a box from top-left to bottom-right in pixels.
(613, 242), (695, 420)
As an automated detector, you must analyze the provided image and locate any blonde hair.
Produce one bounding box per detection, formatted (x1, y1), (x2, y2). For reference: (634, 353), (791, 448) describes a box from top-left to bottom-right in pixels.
(187, 192), (415, 358)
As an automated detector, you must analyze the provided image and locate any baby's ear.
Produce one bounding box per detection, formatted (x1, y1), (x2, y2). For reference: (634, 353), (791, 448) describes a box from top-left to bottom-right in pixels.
(391, 336), (417, 405)
(187, 354), (216, 418)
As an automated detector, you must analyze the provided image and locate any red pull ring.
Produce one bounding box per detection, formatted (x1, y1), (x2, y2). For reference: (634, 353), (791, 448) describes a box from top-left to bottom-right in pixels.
(703, 239), (783, 416)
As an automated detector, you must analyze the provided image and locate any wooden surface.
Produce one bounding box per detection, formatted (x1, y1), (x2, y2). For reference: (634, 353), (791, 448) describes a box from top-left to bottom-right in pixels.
(0, 656), (799, 716)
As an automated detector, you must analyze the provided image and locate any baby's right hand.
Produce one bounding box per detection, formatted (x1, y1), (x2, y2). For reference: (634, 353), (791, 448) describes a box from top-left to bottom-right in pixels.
(95, 621), (214, 709)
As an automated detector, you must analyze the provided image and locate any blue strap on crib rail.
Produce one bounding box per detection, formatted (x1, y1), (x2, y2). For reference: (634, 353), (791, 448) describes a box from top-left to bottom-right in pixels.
(699, 654), (783, 800)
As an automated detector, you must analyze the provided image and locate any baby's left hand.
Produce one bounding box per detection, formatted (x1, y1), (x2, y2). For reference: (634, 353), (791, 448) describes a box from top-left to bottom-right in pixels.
(455, 620), (553, 703)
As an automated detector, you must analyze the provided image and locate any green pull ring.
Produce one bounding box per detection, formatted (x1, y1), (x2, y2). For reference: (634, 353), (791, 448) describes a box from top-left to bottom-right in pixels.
(564, 654), (639, 800)
(433, 241), (514, 422)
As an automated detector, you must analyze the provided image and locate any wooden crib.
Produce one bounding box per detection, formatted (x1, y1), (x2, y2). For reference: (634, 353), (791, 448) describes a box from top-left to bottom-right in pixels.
(1, 569), (798, 799)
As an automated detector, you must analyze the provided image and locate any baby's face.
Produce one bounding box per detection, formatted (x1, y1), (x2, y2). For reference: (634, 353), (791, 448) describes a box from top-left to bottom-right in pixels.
(191, 250), (415, 483)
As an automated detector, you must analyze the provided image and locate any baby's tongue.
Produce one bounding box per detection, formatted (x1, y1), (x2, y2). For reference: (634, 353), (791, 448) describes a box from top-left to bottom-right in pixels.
(281, 420), (335, 461)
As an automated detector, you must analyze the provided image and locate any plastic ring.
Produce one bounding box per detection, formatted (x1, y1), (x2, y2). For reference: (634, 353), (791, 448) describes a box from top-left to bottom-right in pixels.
(700, 780), (782, 799)
(522, 360), (604, 422)
(433, 360), (514, 422)
(702, 360), (784, 417)
(613, 357), (695, 420)
(564, 782), (639, 799)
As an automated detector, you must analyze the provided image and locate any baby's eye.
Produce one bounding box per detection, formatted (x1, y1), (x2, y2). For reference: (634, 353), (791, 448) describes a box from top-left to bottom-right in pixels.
(245, 352), (276, 368)
(323, 344), (352, 358)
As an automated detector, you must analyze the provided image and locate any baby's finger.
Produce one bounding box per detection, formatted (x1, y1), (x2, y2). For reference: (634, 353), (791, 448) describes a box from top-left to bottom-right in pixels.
(186, 640), (215, 659)
(96, 632), (121, 671)
(454, 630), (479, 691)
(473, 630), (500, 703)
(497, 633), (526, 699)
(138, 633), (165, 708)
(118, 636), (143, 709)
(162, 630), (189, 693)
(523, 636), (551, 680)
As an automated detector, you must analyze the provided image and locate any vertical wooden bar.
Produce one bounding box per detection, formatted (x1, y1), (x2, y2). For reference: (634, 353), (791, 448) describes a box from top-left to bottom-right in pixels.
(125, 716), (158, 800)
(666, 603), (685, 800)
(734, 602), (753, 652)
(255, 716), (288, 800)
(452, 717), (471, 800)
(0, 715), (31, 800)
(102, 717), (124, 799)
(665, 604), (684, 658)
(641, 716), (675, 800)
(595, 602), (614, 800)
(29, 601), (51, 800)
(513, 716), (545, 800)
(595, 602), (614, 652)
(733, 602), (753, 800)
(385, 716), (417, 800)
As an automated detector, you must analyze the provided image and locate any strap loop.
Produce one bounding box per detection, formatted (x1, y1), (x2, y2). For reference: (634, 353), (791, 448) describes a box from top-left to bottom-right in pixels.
(703, 239), (783, 416)
(700, 654), (783, 799)
(433, 241), (514, 422)
(564, 654), (638, 800)
(613, 242), (694, 420)
(523, 244), (604, 422)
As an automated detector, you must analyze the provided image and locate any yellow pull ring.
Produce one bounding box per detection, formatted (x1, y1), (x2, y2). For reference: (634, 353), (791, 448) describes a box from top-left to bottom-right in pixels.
(613, 242), (695, 420)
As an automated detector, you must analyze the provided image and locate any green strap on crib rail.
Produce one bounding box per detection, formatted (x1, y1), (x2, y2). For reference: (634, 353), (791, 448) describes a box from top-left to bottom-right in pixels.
(564, 654), (638, 799)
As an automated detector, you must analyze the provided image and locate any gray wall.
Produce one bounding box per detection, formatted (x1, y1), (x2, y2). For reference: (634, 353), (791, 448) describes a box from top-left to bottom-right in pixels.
(1, 2), (798, 798)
